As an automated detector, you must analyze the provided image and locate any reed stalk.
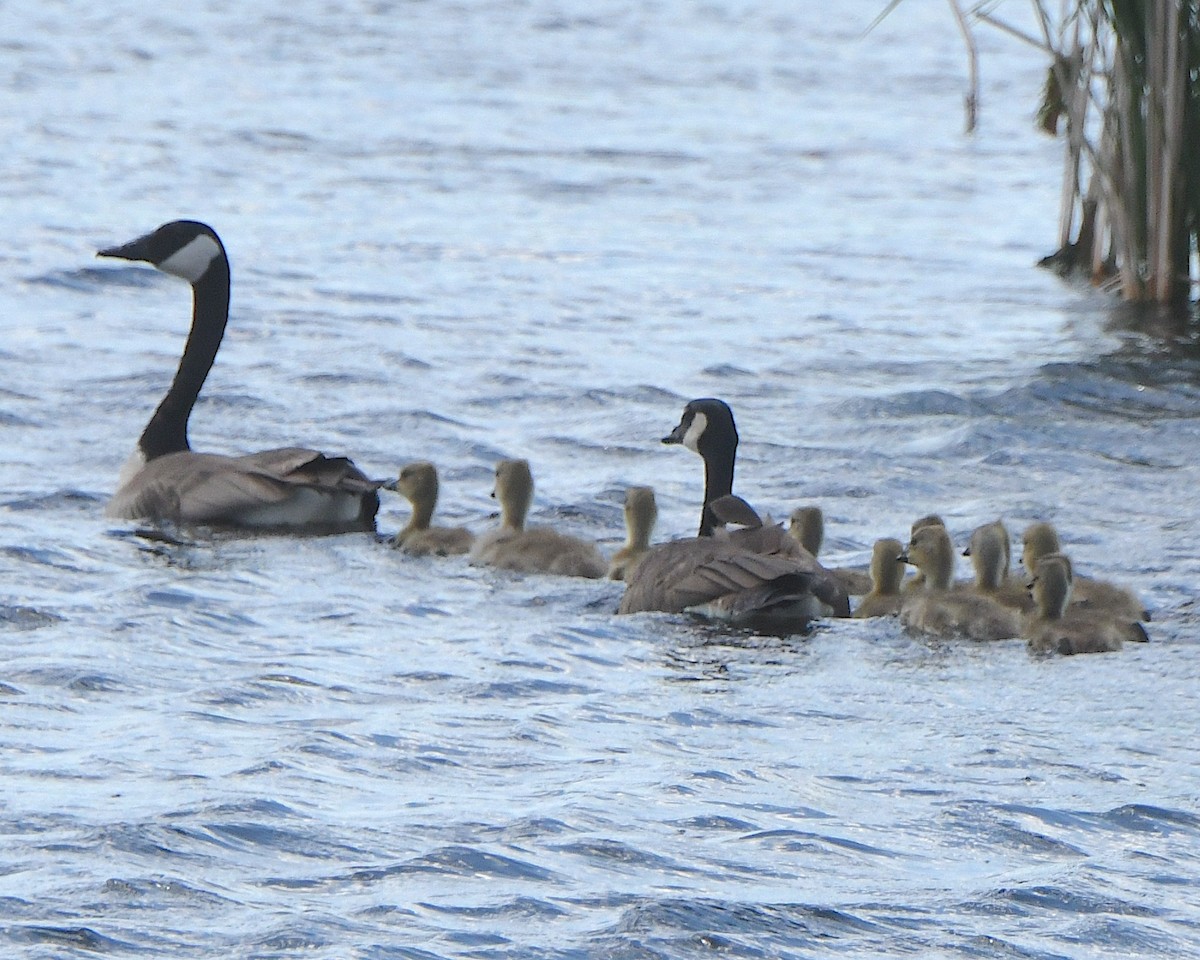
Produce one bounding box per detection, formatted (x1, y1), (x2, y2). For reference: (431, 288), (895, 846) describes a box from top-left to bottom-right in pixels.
(968, 1), (1200, 307)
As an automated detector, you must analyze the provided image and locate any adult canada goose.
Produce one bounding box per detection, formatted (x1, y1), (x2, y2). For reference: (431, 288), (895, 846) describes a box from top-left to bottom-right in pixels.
(1021, 521), (1148, 620)
(962, 520), (1032, 612)
(899, 523), (1020, 641)
(1024, 553), (1149, 655)
(97, 220), (379, 532)
(852, 538), (907, 618)
(608, 486), (657, 581)
(385, 461), (474, 556)
(469, 459), (607, 578)
(617, 398), (850, 630)
(788, 504), (872, 596)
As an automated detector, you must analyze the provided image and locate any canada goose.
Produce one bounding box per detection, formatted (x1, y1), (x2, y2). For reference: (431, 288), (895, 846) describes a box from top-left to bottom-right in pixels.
(469, 459), (606, 578)
(899, 524), (1020, 641)
(962, 520), (1032, 612)
(1024, 554), (1149, 655)
(852, 538), (907, 618)
(384, 461), (474, 556)
(1021, 521), (1148, 620)
(787, 505), (872, 596)
(608, 486), (657, 581)
(97, 220), (379, 532)
(618, 398), (850, 630)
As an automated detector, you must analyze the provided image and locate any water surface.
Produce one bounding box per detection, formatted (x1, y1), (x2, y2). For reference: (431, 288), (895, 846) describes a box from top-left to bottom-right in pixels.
(1, 1), (1198, 957)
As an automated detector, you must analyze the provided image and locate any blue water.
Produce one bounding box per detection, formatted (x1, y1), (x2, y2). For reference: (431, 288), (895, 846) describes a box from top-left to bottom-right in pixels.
(2, 0), (1199, 957)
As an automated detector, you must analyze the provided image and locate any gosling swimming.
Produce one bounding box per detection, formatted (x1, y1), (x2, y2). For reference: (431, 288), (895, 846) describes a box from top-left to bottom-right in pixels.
(608, 486), (657, 581)
(1021, 521), (1148, 620)
(470, 459), (607, 578)
(1023, 553), (1149, 655)
(386, 461), (474, 556)
(787, 505), (872, 596)
(899, 523), (1020, 641)
(963, 520), (1032, 613)
(852, 538), (907, 618)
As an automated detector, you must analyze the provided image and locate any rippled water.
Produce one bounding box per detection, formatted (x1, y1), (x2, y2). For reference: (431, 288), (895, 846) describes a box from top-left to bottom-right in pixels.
(2, 0), (1199, 957)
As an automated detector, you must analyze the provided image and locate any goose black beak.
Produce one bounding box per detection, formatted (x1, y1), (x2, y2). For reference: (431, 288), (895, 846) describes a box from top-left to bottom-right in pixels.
(662, 421), (687, 445)
(97, 233), (154, 262)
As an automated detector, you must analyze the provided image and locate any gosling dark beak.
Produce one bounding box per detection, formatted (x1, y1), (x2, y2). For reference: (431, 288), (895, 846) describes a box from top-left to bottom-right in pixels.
(380, 478), (400, 492)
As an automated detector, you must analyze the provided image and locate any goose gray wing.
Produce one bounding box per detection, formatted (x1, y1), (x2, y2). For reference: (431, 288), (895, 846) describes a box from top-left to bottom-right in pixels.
(670, 550), (813, 610)
(232, 448), (381, 494)
(726, 523), (851, 616)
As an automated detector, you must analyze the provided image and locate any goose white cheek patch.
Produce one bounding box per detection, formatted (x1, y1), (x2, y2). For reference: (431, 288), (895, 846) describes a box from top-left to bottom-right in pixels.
(681, 412), (707, 453)
(158, 234), (222, 282)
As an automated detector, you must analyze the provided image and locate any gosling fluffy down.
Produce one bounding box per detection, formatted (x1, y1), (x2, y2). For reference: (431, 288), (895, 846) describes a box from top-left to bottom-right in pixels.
(853, 538), (907, 619)
(1023, 553), (1149, 655)
(386, 461), (474, 556)
(470, 459), (607, 579)
(1021, 521), (1149, 621)
(963, 520), (1032, 613)
(608, 486), (658, 581)
(787, 505), (872, 596)
(899, 524), (1021, 642)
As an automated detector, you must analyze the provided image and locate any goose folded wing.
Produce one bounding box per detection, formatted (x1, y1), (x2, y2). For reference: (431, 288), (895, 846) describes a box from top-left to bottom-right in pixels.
(233, 448), (381, 493)
(684, 573), (818, 624)
(672, 551), (811, 609)
(726, 525), (850, 615)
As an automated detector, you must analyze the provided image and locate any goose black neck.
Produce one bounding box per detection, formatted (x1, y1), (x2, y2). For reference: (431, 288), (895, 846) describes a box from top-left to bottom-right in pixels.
(138, 258), (230, 461)
(699, 446), (736, 537)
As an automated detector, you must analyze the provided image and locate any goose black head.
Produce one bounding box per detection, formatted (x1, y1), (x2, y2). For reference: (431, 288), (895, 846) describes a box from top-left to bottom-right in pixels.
(98, 220), (226, 284)
(662, 397), (738, 460)
(663, 398), (739, 537)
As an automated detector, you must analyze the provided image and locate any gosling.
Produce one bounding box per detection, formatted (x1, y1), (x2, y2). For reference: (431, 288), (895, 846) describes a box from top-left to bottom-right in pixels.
(1021, 521), (1148, 621)
(470, 459), (607, 579)
(787, 504), (871, 596)
(853, 538), (907, 618)
(1024, 553), (1149, 655)
(963, 520), (1031, 613)
(608, 486), (657, 581)
(899, 524), (1020, 642)
(386, 461), (474, 556)
(904, 514), (947, 593)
